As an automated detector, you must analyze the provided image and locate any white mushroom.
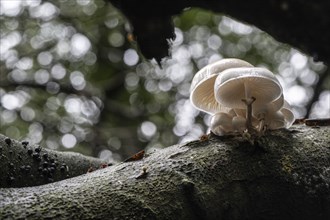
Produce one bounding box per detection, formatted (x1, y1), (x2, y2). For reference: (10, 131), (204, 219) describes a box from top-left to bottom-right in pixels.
(232, 115), (247, 132)
(233, 108), (246, 117)
(256, 98), (294, 130)
(231, 109), (260, 129)
(280, 100), (295, 128)
(264, 111), (286, 130)
(189, 58), (292, 137)
(252, 95), (284, 132)
(214, 67), (283, 132)
(214, 67), (282, 108)
(228, 109), (238, 117)
(210, 112), (233, 135)
(190, 59), (253, 114)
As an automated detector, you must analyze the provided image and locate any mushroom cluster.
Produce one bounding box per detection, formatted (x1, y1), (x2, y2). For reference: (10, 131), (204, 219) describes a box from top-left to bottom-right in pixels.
(190, 58), (295, 136)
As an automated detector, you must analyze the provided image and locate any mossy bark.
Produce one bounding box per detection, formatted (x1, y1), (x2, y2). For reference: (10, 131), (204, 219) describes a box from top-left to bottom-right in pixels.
(0, 125), (330, 219)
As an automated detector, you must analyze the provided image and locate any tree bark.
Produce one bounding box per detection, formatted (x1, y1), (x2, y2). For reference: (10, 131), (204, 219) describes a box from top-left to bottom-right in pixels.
(0, 134), (106, 188)
(1, 125), (329, 219)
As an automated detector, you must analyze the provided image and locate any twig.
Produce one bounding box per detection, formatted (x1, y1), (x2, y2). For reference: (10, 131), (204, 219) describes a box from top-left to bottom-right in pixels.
(0, 81), (96, 99)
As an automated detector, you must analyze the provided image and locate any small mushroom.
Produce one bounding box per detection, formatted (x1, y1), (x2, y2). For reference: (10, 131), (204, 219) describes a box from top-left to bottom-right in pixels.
(210, 112), (233, 135)
(264, 111), (286, 130)
(252, 95), (284, 132)
(214, 67), (282, 132)
(232, 115), (247, 132)
(227, 109), (238, 117)
(256, 98), (294, 131)
(190, 59), (253, 114)
(232, 108), (246, 117)
(280, 100), (295, 128)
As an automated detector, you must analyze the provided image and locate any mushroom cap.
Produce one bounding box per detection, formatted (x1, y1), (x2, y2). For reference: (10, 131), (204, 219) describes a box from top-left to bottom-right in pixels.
(232, 115), (247, 132)
(228, 109), (237, 117)
(214, 67), (282, 109)
(281, 100), (295, 128)
(268, 94), (284, 111)
(210, 112), (233, 133)
(265, 111), (286, 130)
(211, 126), (226, 136)
(190, 58), (253, 114)
(233, 108), (246, 117)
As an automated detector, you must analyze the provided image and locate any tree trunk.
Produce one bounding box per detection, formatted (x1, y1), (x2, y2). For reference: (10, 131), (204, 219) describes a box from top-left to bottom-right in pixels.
(1, 125), (329, 219)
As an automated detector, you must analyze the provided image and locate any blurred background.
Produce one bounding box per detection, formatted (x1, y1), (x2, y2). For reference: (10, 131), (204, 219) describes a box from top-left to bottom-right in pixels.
(0, 0), (329, 162)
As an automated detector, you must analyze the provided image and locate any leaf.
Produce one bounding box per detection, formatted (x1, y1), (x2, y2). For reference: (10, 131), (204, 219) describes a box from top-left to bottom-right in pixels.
(124, 150), (145, 162)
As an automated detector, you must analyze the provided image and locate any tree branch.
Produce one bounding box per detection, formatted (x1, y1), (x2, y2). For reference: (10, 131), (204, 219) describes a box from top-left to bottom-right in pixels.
(0, 81), (97, 99)
(1, 125), (329, 219)
(0, 134), (106, 188)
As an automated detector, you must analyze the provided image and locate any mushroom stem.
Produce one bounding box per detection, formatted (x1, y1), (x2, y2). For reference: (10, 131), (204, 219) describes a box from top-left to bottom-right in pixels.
(259, 119), (265, 132)
(242, 97), (256, 133)
(258, 113), (266, 133)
